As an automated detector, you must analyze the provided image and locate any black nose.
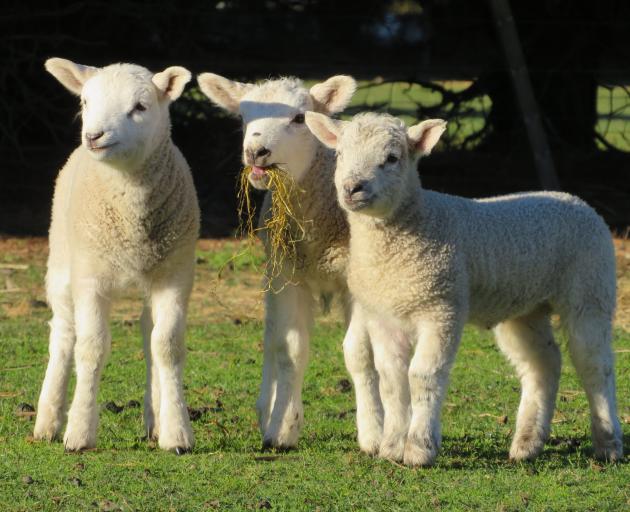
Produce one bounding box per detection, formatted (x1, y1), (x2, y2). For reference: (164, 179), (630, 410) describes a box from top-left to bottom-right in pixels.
(350, 183), (364, 195)
(85, 131), (104, 142)
(345, 181), (368, 198)
(255, 147), (270, 158)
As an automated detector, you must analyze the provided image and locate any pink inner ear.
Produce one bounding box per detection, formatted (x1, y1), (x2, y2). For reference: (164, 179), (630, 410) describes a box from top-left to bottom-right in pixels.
(416, 124), (444, 154)
(164, 77), (174, 95)
(322, 130), (337, 146)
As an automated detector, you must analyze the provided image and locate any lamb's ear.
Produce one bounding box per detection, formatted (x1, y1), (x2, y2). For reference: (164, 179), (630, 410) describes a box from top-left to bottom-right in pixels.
(407, 119), (447, 155)
(310, 75), (357, 115)
(45, 57), (98, 95)
(197, 72), (254, 114)
(305, 111), (345, 149)
(153, 66), (192, 102)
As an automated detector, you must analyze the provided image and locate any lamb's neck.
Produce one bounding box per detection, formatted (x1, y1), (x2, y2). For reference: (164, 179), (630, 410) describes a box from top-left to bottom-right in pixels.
(355, 188), (425, 234)
(95, 137), (183, 224)
(288, 144), (340, 221)
(116, 131), (175, 188)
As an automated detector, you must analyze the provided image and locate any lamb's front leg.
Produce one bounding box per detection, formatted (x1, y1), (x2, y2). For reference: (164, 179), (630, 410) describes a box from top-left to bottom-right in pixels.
(63, 281), (112, 451)
(343, 302), (383, 455)
(34, 271), (75, 441)
(149, 272), (194, 453)
(370, 320), (412, 462)
(261, 282), (313, 449)
(141, 304), (160, 440)
(404, 318), (463, 467)
(256, 298), (277, 435)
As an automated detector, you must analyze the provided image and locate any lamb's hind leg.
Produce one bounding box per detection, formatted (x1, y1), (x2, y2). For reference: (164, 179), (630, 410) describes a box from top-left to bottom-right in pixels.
(566, 311), (623, 461)
(261, 282), (313, 449)
(343, 302), (383, 455)
(495, 309), (561, 461)
(34, 270), (75, 441)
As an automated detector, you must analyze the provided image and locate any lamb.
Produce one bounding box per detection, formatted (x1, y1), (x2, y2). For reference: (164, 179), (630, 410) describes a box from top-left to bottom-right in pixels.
(33, 58), (200, 453)
(305, 110), (623, 466)
(197, 73), (385, 451)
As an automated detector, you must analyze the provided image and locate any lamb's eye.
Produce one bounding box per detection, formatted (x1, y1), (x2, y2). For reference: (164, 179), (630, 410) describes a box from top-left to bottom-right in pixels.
(386, 154), (399, 164)
(291, 113), (305, 124)
(128, 103), (146, 117)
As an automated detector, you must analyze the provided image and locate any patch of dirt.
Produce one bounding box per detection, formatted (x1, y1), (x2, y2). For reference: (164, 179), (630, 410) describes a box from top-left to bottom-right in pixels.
(1, 237), (629, 330)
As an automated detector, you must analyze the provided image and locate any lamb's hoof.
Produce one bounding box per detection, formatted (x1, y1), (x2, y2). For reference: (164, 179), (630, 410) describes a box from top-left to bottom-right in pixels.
(358, 433), (382, 456)
(403, 440), (437, 467)
(173, 446), (191, 456)
(63, 428), (96, 453)
(509, 435), (545, 462)
(33, 410), (63, 442)
(157, 422), (194, 453)
(593, 441), (623, 463)
(379, 435), (406, 463)
(357, 424), (383, 456)
(359, 441), (381, 457)
(146, 427), (160, 441)
(64, 440), (94, 453)
(33, 424), (61, 442)
(261, 439), (295, 452)
(261, 418), (302, 451)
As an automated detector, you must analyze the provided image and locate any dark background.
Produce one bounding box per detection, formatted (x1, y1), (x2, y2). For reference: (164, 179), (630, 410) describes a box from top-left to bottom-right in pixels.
(2, 0), (630, 237)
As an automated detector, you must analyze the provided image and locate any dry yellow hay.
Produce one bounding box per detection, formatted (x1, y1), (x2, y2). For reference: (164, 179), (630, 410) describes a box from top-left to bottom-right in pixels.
(237, 166), (307, 290)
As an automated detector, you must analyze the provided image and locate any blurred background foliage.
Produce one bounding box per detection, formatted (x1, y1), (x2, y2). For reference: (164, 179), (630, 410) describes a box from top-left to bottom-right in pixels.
(2, 0), (629, 235)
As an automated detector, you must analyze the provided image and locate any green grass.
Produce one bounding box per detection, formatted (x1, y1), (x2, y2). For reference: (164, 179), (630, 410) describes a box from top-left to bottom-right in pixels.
(1, 303), (629, 510)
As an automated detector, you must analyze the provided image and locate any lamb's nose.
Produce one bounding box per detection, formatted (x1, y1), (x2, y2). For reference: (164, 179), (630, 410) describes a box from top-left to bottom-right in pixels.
(255, 147), (270, 159)
(85, 131), (104, 142)
(345, 181), (367, 198)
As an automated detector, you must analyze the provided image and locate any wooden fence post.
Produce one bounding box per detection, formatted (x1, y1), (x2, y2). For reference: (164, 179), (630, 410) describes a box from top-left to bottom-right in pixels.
(488, 0), (561, 190)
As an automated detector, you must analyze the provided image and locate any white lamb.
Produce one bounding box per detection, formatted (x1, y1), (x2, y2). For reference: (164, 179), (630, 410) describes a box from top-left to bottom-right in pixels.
(33, 58), (200, 453)
(305, 110), (623, 466)
(197, 73), (385, 451)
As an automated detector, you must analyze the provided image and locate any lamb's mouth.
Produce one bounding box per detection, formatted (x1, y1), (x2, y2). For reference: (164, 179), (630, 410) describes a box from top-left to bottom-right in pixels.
(344, 193), (374, 211)
(249, 165), (270, 182)
(88, 142), (118, 152)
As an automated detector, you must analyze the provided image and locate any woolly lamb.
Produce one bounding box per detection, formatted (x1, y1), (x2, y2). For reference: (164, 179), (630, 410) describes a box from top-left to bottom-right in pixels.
(33, 58), (200, 453)
(197, 73), (384, 450)
(305, 110), (623, 466)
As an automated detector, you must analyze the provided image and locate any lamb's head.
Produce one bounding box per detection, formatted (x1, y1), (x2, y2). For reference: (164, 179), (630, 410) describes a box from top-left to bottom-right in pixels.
(305, 111), (446, 219)
(197, 72), (356, 189)
(45, 57), (191, 169)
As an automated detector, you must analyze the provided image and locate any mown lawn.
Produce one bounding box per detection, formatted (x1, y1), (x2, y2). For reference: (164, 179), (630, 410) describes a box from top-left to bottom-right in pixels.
(0, 239), (629, 511)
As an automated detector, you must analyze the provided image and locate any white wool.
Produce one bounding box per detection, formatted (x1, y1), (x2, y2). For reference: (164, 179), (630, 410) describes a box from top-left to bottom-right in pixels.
(33, 58), (199, 453)
(197, 73), (383, 450)
(306, 111), (623, 465)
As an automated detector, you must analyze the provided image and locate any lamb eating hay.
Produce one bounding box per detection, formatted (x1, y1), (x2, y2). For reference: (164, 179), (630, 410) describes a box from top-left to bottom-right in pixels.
(237, 164), (307, 287)
(33, 58), (200, 453)
(197, 73), (387, 452)
(305, 110), (623, 466)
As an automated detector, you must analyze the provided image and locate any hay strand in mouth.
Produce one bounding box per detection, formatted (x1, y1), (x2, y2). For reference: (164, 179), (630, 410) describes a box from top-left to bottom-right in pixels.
(237, 165), (307, 290)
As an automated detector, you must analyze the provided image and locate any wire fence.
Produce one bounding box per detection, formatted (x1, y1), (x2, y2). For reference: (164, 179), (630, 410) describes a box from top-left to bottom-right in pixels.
(1, 0), (630, 234)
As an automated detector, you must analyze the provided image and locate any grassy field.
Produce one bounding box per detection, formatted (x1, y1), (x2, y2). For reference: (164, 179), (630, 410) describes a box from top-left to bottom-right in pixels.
(1, 238), (629, 511)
